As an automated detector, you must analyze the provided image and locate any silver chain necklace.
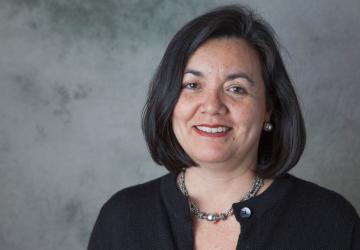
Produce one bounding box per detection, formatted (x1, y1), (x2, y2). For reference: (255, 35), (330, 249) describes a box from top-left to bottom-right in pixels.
(177, 169), (264, 223)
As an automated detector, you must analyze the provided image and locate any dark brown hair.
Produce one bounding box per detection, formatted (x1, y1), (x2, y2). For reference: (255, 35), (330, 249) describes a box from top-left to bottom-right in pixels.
(142, 5), (306, 178)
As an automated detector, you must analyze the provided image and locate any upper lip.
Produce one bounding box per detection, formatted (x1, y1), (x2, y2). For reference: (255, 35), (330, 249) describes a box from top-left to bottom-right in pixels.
(195, 124), (232, 128)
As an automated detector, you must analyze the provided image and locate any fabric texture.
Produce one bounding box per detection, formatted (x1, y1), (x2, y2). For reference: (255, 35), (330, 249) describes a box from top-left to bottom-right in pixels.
(88, 173), (360, 249)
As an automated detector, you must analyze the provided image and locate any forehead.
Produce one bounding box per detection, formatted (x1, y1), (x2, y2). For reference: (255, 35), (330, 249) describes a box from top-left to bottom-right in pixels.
(185, 37), (262, 77)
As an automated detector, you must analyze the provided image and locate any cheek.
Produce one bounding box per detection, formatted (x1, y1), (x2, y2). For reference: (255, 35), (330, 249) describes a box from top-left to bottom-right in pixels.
(172, 98), (195, 145)
(172, 96), (196, 122)
(232, 102), (266, 128)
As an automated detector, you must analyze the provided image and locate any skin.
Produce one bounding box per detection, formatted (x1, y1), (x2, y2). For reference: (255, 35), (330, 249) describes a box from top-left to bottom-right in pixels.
(173, 37), (270, 170)
(172, 37), (273, 249)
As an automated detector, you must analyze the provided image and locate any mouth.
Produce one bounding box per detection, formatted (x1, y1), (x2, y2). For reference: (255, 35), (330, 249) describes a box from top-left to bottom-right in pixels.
(193, 125), (232, 138)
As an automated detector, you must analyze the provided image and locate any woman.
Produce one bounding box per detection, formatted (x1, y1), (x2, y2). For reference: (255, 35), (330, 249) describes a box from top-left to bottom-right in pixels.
(88, 5), (359, 249)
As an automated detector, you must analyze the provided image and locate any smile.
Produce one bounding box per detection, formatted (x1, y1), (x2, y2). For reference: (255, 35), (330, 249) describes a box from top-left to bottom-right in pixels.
(194, 125), (231, 138)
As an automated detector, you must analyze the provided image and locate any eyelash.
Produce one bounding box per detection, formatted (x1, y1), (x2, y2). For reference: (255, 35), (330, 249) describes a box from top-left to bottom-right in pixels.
(182, 82), (247, 95)
(227, 86), (247, 95)
(182, 82), (198, 89)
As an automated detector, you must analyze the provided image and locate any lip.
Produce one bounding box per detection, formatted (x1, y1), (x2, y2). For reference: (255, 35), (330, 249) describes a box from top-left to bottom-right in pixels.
(195, 124), (232, 128)
(193, 125), (232, 138)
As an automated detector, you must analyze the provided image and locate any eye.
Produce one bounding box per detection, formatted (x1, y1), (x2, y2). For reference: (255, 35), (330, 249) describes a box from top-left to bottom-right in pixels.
(182, 82), (199, 89)
(227, 85), (247, 95)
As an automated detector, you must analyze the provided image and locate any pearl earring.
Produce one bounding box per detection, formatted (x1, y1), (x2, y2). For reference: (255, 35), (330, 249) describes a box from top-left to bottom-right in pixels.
(263, 122), (273, 132)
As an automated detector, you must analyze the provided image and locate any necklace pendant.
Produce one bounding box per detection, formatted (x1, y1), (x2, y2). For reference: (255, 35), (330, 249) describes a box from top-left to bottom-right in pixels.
(206, 213), (225, 223)
(206, 213), (216, 222)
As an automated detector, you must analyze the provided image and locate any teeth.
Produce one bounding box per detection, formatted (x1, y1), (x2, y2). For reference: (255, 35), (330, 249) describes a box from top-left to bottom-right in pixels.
(196, 126), (230, 133)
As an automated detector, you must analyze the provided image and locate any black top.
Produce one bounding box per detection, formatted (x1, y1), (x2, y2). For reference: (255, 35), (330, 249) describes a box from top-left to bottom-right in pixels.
(88, 173), (360, 249)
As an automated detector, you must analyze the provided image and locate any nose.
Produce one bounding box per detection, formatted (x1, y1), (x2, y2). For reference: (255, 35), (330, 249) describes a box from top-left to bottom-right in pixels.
(200, 89), (227, 116)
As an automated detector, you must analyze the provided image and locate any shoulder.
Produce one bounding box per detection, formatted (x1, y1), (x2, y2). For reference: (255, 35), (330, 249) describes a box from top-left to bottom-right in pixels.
(286, 174), (358, 222)
(259, 174), (359, 248)
(88, 173), (175, 249)
(100, 173), (170, 216)
(89, 174), (170, 237)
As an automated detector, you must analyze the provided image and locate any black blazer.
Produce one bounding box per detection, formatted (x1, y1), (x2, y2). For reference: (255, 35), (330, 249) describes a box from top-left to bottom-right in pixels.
(88, 173), (360, 249)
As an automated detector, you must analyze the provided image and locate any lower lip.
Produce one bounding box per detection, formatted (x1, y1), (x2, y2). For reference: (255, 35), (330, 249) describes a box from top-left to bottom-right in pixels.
(193, 127), (231, 138)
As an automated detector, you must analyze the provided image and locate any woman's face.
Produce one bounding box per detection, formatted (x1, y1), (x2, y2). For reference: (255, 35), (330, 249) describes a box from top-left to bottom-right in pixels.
(172, 37), (271, 168)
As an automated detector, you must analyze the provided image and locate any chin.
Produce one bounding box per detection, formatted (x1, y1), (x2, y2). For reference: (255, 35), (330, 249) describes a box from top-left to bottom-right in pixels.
(190, 151), (232, 164)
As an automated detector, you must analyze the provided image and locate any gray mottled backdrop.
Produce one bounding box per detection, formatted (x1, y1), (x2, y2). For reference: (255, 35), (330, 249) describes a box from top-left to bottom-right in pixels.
(0, 0), (359, 249)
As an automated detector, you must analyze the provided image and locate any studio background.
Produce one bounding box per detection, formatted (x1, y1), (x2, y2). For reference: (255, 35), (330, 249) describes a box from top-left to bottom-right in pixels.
(0, 0), (359, 249)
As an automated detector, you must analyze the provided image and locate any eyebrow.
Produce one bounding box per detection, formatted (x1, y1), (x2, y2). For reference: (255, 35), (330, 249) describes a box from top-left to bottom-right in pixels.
(184, 69), (255, 86)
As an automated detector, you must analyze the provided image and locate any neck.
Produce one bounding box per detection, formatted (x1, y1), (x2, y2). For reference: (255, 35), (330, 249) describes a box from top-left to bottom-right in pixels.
(184, 163), (258, 213)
